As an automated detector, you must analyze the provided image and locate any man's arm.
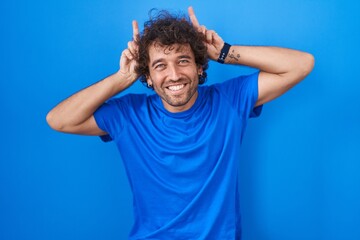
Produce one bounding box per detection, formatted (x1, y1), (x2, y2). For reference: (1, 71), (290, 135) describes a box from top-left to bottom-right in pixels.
(46, 21), (140, 135)
(188, 7), (314, 106)
(224, 46), (314, 106)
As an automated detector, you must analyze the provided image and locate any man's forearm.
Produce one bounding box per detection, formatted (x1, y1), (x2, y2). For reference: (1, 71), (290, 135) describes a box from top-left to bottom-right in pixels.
(225, 45), (313, 75)
(46, 71), (134, 132)
(225, 45), (314, 106)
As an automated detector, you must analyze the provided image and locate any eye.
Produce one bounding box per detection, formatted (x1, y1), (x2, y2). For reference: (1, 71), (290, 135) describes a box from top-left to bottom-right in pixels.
(179, 59), (190, 65)
(154, 63), (166, 70)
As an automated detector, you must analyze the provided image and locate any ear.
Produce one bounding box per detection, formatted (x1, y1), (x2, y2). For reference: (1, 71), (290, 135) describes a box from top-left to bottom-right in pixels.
(197, 65), (203, 75)
(146, 75), (153, 87)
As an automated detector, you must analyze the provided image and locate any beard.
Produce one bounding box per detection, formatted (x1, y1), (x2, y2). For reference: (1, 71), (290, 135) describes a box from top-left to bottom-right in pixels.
(154, 78), (199, 112)
(163, 87), (197, 107)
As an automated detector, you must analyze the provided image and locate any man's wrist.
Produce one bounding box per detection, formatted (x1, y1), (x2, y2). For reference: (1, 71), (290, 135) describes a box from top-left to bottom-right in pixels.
(217, 42), (232, 64)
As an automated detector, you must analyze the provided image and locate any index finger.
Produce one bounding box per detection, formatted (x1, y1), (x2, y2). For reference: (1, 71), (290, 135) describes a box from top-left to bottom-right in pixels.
(188, 6), (200, 29)
(132, 20), (139, 41)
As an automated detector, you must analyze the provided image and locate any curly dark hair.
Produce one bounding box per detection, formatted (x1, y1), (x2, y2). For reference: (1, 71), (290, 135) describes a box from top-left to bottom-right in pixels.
(135, 10), (209, 88)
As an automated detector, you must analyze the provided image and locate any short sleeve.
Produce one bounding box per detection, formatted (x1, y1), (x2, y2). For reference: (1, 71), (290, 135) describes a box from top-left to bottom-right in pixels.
(93, 97), (127, 142)
(214, 71), (263, 119)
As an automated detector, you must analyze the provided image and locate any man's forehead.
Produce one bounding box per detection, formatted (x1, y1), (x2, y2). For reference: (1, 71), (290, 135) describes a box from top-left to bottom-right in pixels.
(149, 42), (193, 55)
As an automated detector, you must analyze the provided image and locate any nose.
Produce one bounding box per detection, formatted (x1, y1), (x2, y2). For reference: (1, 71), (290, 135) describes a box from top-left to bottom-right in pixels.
(167, 64), (181, 81)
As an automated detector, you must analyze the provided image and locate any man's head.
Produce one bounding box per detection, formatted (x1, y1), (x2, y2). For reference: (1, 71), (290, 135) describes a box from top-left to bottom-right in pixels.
(135, 10), (209, 112)
(135, 10), (209, 87)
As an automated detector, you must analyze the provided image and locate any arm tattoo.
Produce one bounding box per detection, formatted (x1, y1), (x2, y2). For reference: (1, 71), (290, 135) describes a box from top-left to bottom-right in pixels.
(228, 49), (240, 62)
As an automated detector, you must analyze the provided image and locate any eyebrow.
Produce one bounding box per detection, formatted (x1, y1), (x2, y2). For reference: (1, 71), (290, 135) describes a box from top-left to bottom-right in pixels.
(151, 55), (192, 68)
(151, 58), (165, 68)
(178, 55), (192, 60)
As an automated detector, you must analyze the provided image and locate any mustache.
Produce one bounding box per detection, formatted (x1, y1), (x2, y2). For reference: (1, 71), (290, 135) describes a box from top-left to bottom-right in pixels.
(165, 78), (189, 85)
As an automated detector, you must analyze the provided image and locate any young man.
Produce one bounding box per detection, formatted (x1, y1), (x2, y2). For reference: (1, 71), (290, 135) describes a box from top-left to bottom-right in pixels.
(47, 7), (314, 240)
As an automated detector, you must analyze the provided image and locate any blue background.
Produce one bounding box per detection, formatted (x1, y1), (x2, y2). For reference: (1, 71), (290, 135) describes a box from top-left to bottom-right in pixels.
(1, 0), (359, 239)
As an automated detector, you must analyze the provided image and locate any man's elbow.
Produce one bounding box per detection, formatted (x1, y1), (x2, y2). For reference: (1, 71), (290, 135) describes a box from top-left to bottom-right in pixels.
(300, 53), (315, 79)
(285, 53), (314, 89)
(46, 111), (66, 132)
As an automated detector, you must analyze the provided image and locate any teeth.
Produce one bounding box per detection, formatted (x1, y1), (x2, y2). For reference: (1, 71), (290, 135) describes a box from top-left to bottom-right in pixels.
(168, 84), (184, 91)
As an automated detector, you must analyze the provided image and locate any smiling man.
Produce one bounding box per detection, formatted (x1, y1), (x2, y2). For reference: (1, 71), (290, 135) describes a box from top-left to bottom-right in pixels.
(146, 43), (200, 112)
(47, 6), (314, 240)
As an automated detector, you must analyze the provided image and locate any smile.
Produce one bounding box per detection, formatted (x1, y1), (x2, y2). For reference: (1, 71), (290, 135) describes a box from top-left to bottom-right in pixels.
(167, 84), (185, 91)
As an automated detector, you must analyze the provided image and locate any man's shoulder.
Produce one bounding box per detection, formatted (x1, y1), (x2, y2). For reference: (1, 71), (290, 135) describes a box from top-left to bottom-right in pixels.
(210, 71), (259, 87)
(108, 92), (151, 104)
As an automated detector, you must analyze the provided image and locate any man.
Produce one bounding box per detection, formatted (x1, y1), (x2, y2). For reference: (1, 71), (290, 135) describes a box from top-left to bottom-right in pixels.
(47, 6), (314, 240)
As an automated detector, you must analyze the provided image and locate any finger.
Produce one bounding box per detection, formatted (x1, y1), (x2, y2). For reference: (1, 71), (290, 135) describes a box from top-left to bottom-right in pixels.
(206, 30), (216, 43)
(200, 25), (207, 35)
(213, 32), (224, 46)
(128, 41), (138, 55)
(123, 49), (134, 61)
(132, 20), (139, 41)
(119, 49), (129, 69)
(188, 6), (200, 29)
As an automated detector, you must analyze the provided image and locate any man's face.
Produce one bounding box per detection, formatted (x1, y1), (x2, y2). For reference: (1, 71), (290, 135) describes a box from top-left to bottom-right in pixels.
(147, 43), (202, 113)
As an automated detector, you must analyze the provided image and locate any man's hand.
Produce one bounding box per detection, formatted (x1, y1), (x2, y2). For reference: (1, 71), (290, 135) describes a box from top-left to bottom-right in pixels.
(118, 20), (140, 83)
(188, 6), (225, 61)
(189, 6), (314, 107)
(47, 20), (143, 135)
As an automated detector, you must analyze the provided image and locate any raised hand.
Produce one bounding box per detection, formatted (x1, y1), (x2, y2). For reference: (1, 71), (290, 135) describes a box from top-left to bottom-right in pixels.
(118, 20), (140, 82)
(188, 6), (225, 61)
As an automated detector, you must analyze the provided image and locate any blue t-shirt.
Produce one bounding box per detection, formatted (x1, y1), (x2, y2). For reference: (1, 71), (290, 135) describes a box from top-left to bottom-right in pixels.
(94, 72), (262, 240)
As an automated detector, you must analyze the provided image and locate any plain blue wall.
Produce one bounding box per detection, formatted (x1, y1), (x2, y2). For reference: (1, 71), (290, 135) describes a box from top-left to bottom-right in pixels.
(1, 0), (359, 239)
